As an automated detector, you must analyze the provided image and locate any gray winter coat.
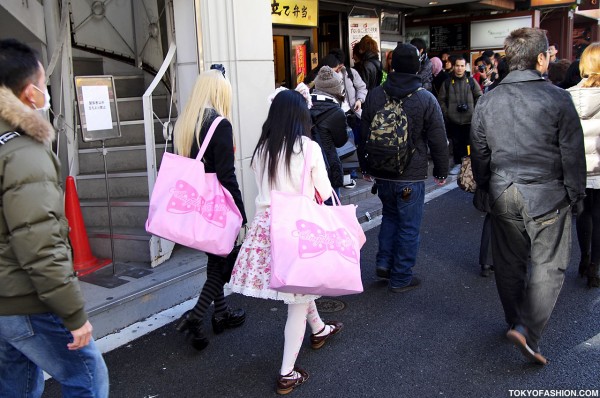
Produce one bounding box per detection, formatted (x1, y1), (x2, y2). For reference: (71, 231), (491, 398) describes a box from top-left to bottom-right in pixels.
(471, 69), (586, 217)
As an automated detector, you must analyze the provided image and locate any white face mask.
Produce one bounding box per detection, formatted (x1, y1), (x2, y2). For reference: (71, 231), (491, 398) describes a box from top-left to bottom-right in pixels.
(32, 84), (51, 112)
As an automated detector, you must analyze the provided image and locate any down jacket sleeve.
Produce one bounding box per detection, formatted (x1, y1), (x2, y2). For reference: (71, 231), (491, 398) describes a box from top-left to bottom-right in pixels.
(2, 140), (87, 330)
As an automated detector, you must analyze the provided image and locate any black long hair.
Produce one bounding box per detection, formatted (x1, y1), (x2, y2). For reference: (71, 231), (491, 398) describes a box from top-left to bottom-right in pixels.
(251, 90), (312, 188)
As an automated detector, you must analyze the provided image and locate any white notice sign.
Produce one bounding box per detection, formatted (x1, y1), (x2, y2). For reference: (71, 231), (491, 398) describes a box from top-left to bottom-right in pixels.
(82, 85), (113, 131)
(348, 17), (381, 66)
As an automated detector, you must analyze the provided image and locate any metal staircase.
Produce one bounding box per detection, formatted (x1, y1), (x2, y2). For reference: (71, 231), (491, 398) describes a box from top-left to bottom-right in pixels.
(74, 67), (175, 265)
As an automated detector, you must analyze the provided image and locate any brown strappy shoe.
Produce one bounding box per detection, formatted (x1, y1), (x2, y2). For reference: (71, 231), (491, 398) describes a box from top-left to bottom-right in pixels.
(310, 321), (344, 349)
(276, 366), (309, 395)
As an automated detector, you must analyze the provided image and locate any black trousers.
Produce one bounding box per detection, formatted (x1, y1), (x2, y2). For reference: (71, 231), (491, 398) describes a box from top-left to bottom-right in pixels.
(576, 188), (600, 268)
(447, 122), (471, 164)
(479, 213), (493, 267)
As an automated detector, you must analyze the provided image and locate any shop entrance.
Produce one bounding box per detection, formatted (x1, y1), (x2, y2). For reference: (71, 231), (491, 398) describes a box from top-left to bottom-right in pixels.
(273, 27), (314, 88)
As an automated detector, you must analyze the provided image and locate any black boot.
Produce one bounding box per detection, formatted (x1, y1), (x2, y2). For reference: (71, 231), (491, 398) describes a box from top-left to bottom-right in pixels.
(211, 307), (246, 334)
(579, 254), (590, 278)
(588, 263), (600, 288)
(176, 310), (209, 351)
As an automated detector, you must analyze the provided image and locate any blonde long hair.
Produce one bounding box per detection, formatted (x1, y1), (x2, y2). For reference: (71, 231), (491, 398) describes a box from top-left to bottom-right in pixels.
(174, 69), (232, 157)
(579, 42), (600, 88)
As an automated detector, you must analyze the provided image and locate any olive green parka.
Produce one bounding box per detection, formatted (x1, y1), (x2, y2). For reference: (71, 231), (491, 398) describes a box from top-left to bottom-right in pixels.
(0, 86), (87, 330)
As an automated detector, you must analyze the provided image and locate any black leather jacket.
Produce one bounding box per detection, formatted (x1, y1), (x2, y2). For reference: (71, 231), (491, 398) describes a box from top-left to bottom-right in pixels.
(471, 69), (586, 217)
(359, 72), (449, 181)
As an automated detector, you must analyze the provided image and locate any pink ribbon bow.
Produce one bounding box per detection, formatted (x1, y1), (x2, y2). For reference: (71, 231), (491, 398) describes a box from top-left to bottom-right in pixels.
(293, 220), (358, 263)
(167, 180), (229, 228)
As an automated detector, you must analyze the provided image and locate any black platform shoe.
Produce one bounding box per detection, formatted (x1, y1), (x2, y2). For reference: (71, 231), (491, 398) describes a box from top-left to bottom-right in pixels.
(211, 307), (246, 334)
(176, 310), (209, 351)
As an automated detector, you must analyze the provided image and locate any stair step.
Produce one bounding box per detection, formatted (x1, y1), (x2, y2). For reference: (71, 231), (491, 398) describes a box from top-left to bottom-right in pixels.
(78, 144), (170, 174)
(76, 170), (149, 199)
(80, 198), (149, 230)
(87, 227), (150, 263)
(73, 57), (104, 76)
(113, 75), (145, 98)
(80, 197), (149, 207)
(115, 96), (172, 122)
(339, 179), (373, 205)
(78, 120), (173, 149)
(81, 203), (149, 228)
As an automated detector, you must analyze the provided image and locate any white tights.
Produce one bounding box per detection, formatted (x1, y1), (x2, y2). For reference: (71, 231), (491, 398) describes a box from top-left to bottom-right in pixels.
(280, 300), (327, 376)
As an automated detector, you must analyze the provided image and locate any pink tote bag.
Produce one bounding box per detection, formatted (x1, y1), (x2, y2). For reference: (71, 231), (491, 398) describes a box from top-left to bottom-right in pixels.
(146, 117), (243, 256)
(269, 143), (366, 296)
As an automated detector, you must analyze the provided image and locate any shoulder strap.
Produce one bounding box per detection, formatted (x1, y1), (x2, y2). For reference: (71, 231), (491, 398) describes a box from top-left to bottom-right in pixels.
(467, 77), (476, 91)
(196, 117), (224, 161)
(0, 131), (21, 146)
(300, 140), (313, 196)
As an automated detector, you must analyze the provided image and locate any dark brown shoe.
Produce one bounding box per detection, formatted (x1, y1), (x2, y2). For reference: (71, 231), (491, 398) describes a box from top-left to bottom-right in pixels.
(276, 366), (309, 395)
(506, 328), (547, 365)
(310, 321), (344, 350)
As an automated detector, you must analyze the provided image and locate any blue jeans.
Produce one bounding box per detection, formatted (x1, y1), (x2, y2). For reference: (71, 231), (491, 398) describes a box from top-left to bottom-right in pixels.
(0, 313), (109, 398)
(491, 185), (571, 349)
(376, 180), (425, 288)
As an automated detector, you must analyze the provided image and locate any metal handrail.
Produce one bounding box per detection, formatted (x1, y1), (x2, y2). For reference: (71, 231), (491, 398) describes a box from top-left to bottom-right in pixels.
(142, 41), (176, 198)
(143, 41), (177, 267)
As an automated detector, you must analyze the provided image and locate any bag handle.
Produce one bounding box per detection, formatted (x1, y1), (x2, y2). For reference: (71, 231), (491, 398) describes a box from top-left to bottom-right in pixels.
(195, 116), (225, 161)
(300, 140), (313, 196)
(301, 141), (341, 206)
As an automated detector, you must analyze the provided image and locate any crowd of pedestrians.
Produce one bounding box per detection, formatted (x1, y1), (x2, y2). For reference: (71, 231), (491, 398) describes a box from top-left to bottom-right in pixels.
(0, 27), (597, 396)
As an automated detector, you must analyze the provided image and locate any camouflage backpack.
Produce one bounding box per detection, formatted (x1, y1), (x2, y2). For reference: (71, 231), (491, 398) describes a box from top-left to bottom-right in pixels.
(364, 89), (421, 179)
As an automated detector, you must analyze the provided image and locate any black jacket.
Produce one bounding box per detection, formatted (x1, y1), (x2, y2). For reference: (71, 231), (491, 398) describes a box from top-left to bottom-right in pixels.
(356, 52), (383, 90)
(471, 69), (586, 217)
(310, 93), (348, 188)
(359, 72), (449, 181)
(417, 56), (434, 93)
(190, 110), (247, 224)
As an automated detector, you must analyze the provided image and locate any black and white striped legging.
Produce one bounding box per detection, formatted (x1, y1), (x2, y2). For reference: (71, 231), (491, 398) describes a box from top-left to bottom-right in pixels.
(189, 254), (228, 320)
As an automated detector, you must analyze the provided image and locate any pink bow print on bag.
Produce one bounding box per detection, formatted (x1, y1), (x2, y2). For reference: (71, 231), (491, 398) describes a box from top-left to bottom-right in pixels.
(293, 220), (358, 263)
(167, 180), (229, 228)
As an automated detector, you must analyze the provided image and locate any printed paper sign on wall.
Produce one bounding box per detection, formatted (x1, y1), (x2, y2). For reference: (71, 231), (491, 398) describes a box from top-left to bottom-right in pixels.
(348, 17), (380, 63)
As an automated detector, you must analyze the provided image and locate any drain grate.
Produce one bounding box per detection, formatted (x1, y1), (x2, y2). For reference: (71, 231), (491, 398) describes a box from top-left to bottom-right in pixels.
(315, 298), (346, 313)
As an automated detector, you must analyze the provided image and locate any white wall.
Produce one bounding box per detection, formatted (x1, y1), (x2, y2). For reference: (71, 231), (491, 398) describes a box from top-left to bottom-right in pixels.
(174, 0), (275, 220)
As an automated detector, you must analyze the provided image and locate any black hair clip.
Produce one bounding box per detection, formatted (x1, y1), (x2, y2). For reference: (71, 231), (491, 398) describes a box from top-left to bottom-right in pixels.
(210, 63), (226, 78)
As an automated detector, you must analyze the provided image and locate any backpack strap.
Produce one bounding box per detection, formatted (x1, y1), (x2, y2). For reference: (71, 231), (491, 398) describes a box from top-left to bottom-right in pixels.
(0, 131), (20, 146)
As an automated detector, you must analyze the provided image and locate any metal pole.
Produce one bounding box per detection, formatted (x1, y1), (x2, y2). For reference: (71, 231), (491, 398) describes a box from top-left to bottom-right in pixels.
(101, 140), (116, 274)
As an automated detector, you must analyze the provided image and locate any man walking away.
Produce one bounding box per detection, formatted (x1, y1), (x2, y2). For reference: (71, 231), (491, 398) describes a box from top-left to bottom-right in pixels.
(359, 43), (448, 293)
(471, 28), (586, 365)
(0, 39), (109, 397)
(438, 56), (482, 175)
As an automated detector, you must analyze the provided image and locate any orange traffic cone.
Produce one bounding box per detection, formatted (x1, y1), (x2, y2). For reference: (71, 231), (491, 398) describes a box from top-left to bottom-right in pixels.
(64, 176), (111, 276)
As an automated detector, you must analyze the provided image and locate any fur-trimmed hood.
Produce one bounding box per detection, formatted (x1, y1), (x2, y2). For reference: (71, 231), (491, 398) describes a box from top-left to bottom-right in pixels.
(0, 86), (54, 144)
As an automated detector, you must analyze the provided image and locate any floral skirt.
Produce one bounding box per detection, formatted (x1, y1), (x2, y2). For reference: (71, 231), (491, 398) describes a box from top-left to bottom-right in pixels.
(225, 209), (320, 304)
